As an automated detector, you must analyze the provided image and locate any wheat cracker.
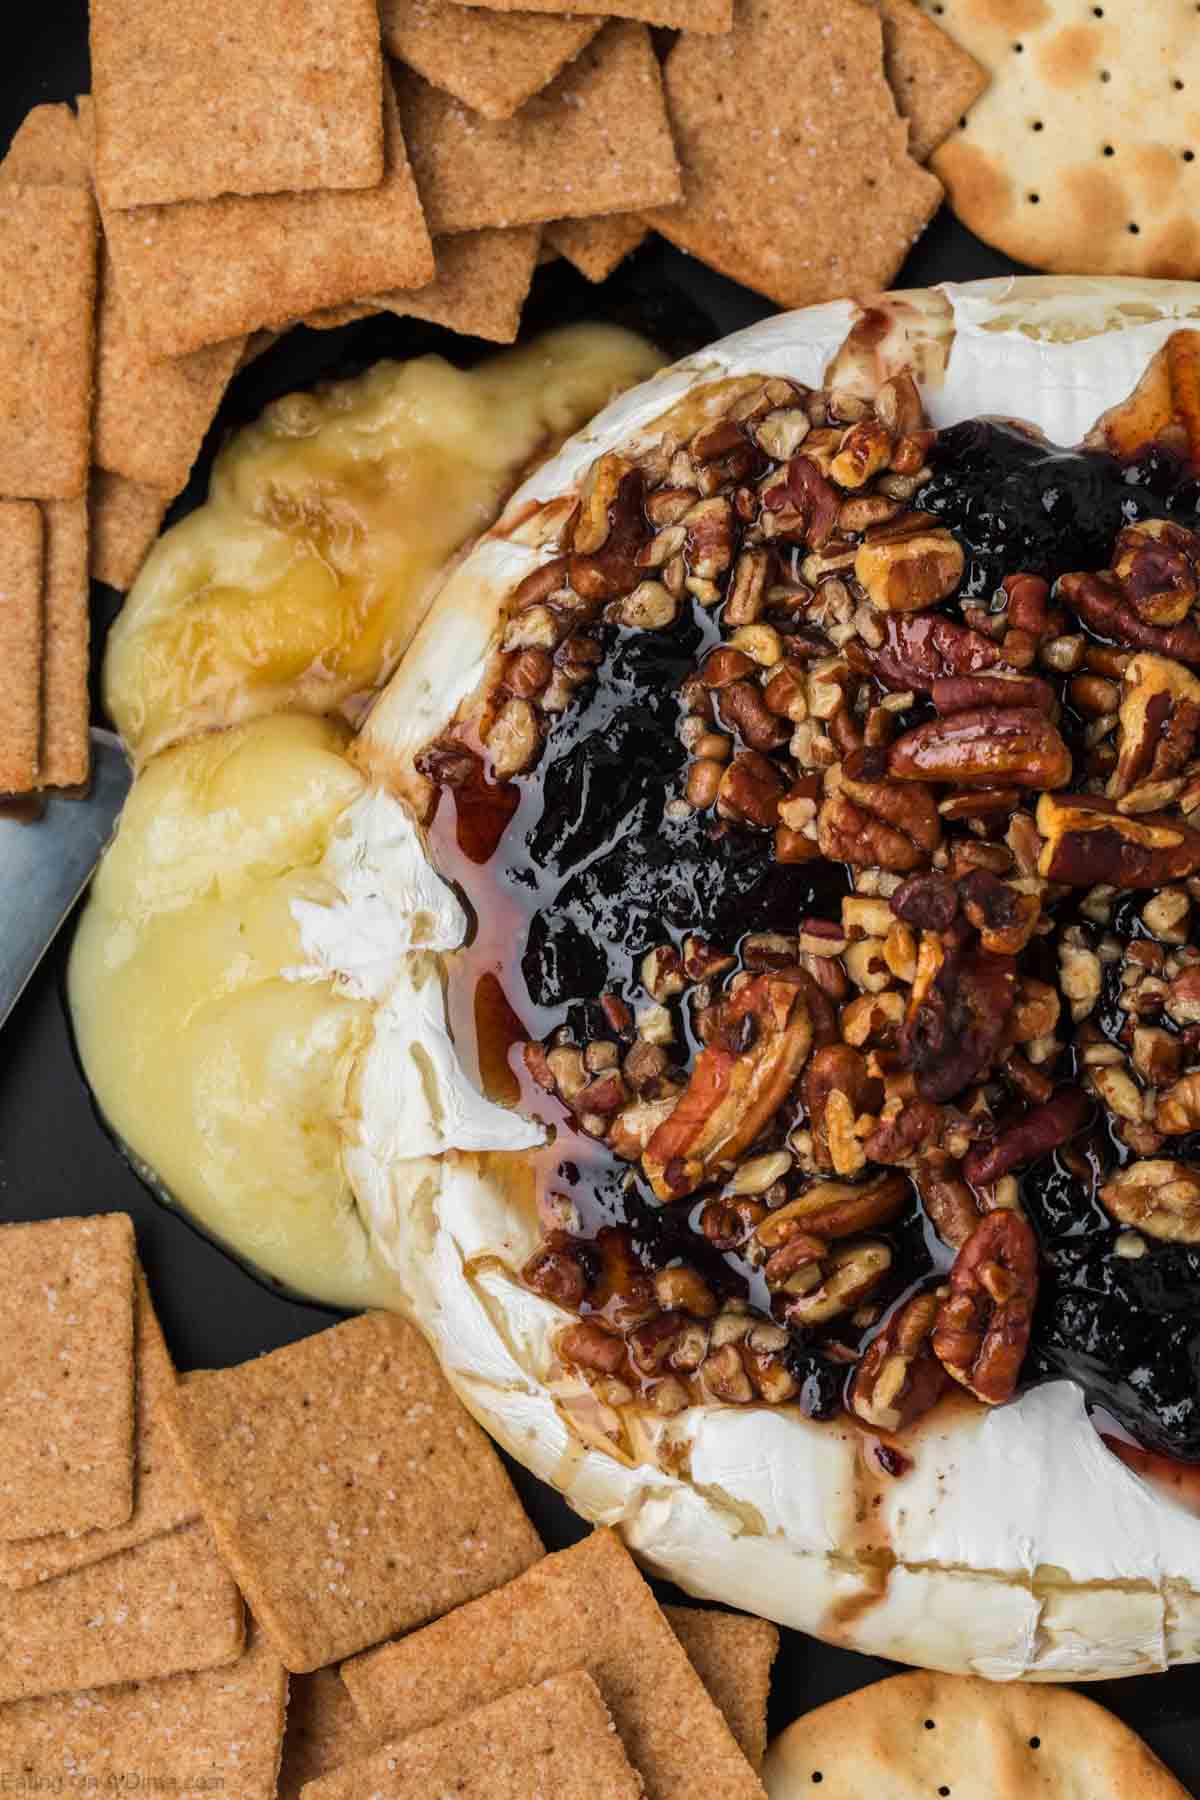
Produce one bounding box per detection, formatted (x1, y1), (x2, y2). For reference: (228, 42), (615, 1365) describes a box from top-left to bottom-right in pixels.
(163, 1311), (543, 1673)
(38, 499), (91, 789)
(382, 0), (603, 120)
(0, 183), (97, 499)
(925, 0), (1200, 276)
(90, 471), (169, 592)
(545, 213), (648, 281)
(0, 1520), (244, 1703)
(279, 1666), (376, 1800)
(646, 0), (942, 310)
(876, 0), (987, 164)
(303, 1670), (641, 1799)
(397, 21), (680, 234)
(0, 1214), (135, 1542)
(449, 0), (732, 34)
(764, 1668), (1193, 1798)
(0, 1622), (286, 1797)
(90, 80), (432, 360)
(343, 1528), (765, 1800)
(303, 228), (540, 341)
(0, 501), (44, 795)
(665, 1605), (779, 1773)
(90, 0), (384, 208)
(0, 1268), (199, 1588)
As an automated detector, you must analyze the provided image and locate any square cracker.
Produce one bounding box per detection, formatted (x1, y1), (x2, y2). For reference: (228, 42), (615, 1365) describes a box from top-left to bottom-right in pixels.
(382, 0), (602, 120)
(0, 184), (97, 499)
(397, 21), (681, 234)
(303, 1670), (642, 1799)
(0, 501), (44, 795)
(665, 1606), (779, 1773)
(91, 79), (433, 361)
(38, 498), (91, 790)
(449, 0), (732, 33)
(90, 471), (168, 592)
(646, 0), (943, 310)
(0, 1269), (199, 1588)
(545, 213), (648, 281)
(163, 1311), (544, 1673)
(0, 1214), (135, 1541)
(0, 1623), (286, 1798)
(875, 0), (987, 164)
(90, 0), (384, 208)
(342, 1528), (765, 1800)
(304, 227), (540, 343)
(279, 1666), (376, 1800)
(0, 1520), (244, 1703)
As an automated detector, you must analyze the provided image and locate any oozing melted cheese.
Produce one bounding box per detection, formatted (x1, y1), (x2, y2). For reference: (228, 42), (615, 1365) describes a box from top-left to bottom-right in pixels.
(104, 324), (666, 764)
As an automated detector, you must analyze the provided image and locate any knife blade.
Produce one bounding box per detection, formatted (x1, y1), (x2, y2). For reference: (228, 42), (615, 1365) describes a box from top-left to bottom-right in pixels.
(0, 730), (132, 1031)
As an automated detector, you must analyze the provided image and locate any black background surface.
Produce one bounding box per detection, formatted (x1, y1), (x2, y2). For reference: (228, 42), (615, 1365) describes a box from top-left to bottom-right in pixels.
(3, 8), (1200, 1782)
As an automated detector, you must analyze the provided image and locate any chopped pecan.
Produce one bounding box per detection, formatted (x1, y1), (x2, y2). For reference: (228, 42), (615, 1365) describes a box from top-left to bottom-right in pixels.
(569, 468), (648, 601)
(522, 1232), (592, 1309)
(962, 1086), (1090, 1187)
(718, 750), (787, 827)
(1036, 792), (1200, 886)
(888, 707), (1072, 790)
(760, 455), (840, 548)
(850, 1291), (948, 1433)
(958, 869), (1041, 956)
(801, 1044), (884, 1175)
(816, 774), (941, 872)
(754, 1172), (909, 1247)
(1112, 518), (1200, 626)
(572, 453), (635, 554)
(830, 418), (892, 489)
(915, 1154), (982, 1249)
(899, 926), (1016, 1104)
(1100, 1159), (1200, 1242)
(1110, 652), (1200, 799)
(781, 1240), (892, 1328)
(560, 1319), (626, 1375)
(855, 526), (964, 612)
(890, 870), (959, 932)
(1155, 1071), (1200, 1135)
(872, 612), (1003, 693)
(683, 496), (735, 582)
(716, 680), (791, 751)
(1059, 570), (1200, 665)
(932, 1212), (1038, 1405)
(930, 672), (1056, 716)
(485, 698), (542, 777)
(861, 1099), (943, 1164)
(642, 975), (812, 1200)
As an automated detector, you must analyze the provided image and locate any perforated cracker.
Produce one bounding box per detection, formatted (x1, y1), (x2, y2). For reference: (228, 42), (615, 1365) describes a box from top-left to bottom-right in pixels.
(0, 501), (44, 795)
(0, 1520), (244, 1703)
(91, 79), (432, 359)
(397, 22), (681, 234)
(0, 1269), (199, 1588)
(666, 1606), (779, 1773)
(163, 1312), (543, 1672)
(382, 0), (602, 120)
(0, 1214), (135, 1542)
(90, 471), (169, 592)
(646, 0), (943, 310)
(90, 0), (384, 208)
(342, 1529), (765, 1800)
(0, 183), (97, 499)
(0, 1623), (285, 1796)
(303, 1670), (642, 1799)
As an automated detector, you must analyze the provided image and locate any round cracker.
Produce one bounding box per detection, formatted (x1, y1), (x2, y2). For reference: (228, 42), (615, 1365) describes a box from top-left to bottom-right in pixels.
(764, 1670), (1190, 1798)
(924, 0), (1200, 276)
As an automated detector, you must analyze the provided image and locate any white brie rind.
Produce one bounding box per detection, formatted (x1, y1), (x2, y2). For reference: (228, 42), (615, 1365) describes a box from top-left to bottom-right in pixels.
(304, 278), (1200, 1678)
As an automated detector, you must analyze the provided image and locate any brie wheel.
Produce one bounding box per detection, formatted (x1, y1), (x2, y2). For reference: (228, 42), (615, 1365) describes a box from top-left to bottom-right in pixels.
(299, 278), (1200, 1680)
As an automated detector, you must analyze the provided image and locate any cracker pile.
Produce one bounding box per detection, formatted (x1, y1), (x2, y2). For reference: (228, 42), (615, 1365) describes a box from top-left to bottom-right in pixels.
(0, 1212), (781, 1791)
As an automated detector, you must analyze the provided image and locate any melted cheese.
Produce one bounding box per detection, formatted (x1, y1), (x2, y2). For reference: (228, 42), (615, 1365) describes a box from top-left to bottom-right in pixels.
(104, 324), (666, 764)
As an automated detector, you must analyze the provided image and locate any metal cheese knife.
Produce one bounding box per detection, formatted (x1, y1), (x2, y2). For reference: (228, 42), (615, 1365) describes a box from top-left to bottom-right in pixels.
(0, 730), (131, 1032)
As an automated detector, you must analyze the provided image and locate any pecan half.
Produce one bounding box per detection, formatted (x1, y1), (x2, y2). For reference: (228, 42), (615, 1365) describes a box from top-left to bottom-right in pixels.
(1100, 1159), (1200, 1242)
(915, 1154), (982, 1249)
(760, 455), (840, 548)
(717, 750), (787, 827)
(850, 1291), (948, 1433)
(642, 975), (812, 1200)
(1036, 792), (1200, 886)
(962, 1086), (1091, 1187)
(1112, 518), (1200, 626)
(932, 1211), (1038, 1405)
(855, 526), (964, 612)
(888, 707), (1072, 790)
(817, 774), (941, 872)
(1155, 1070), (1200, 1135)
(872, 612), (1003, 693)
(569, 468), (648, 601)
(754, 1172), (909, 1248)
(899, 927), (1016, 1104)
(930, 672), (1056, 716)
(1059, 570), (1200, 665)
(1110, 652), (1200, 799)
(781, 1239), (892, 1328)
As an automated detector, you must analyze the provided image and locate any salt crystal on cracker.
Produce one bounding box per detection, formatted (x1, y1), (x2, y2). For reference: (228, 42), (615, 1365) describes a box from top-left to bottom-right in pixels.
(90, 78), (432, 361)
(0, 1268), (199, 1588)
(0, 1214), (135, 1542)
(876, 0), (987, 164)
(90, 471), (169, 592)
(665, 1606), (779, 1773)
(90, 0), (384, 209)
(647, 0), (943, 310)
(0, 501), (44, 795)
(343, 1528), (765, 1800)
(163, 1312), (543, 1673)
(0, 183), (97, 500)
(0, 1620), (285, 1796)
(301, 1670), (642, 1800)
(0, 1520), (244, 1703)
(382, 0), (603, 121)
(545, 213), (648, 282)
(397, 21), (681, 234)
(279, 1666), (377, 1800)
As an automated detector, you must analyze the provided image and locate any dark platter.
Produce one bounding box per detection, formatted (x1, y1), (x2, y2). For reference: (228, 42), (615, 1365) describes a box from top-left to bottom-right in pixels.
(3, 8), (1199, 1785)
